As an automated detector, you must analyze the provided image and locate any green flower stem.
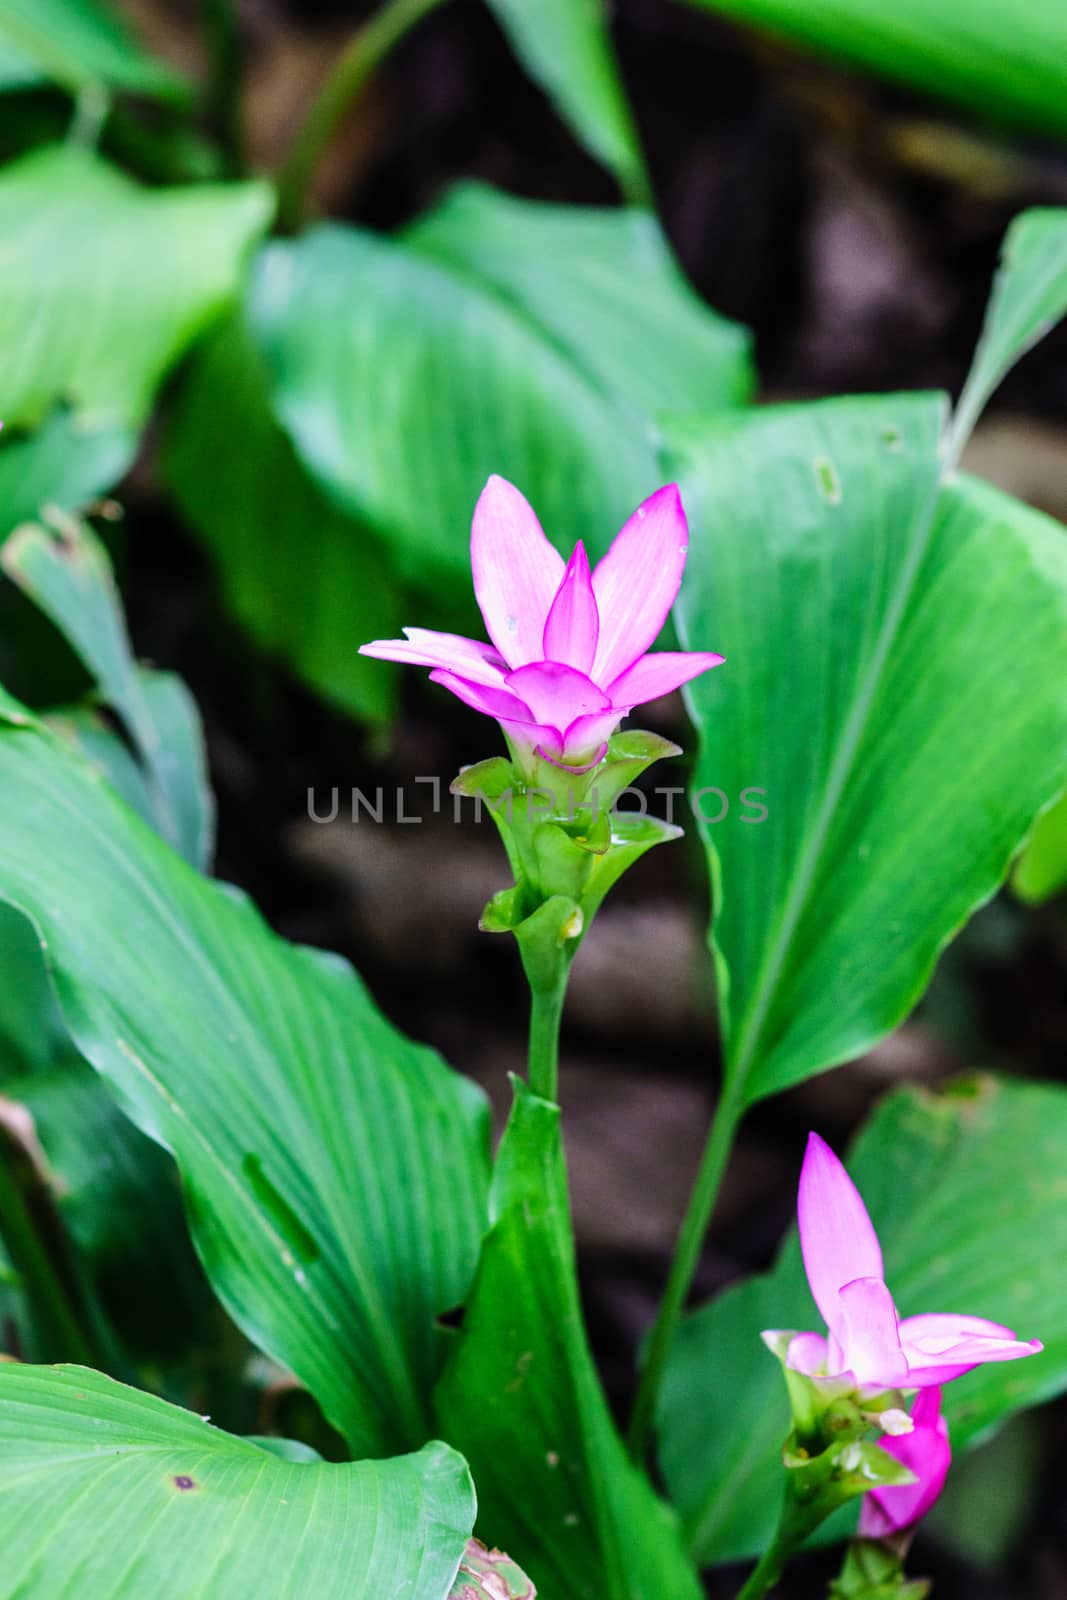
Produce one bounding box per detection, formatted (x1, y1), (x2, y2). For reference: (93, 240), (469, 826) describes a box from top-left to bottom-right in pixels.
(276, 0), (449, 229)
(734, 1472), (824, 1600)
(526, 965), (570, 1103)
(627, 1077), (745, 1461)
(736, 1530), (791, 1600)
(0, 1137), (95, 1367)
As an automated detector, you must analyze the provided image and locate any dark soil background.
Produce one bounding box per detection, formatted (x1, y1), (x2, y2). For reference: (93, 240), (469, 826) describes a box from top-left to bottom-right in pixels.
(113, 1), (1067, 1592)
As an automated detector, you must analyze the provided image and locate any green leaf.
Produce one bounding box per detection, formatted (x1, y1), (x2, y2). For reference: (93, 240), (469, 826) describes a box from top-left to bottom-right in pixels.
(0, 411), (135, 539)
(482, 0), (647, 197)
(436, 1080), (702, 1600)
(407, 184), (753, 418)
(0, 706), (491, 1456)
(162, 313), (400, 726)
(672, 396), (1067, 1105)
(657, 1074), (1067, 1565)
(253, 185), (752, 586)
(2, 518), (214, 867)
(950, 209), (1067, 460)
(0, 0), (188, 101)
(0, 905), (213, 1365)
(246, 1435), (325, 1463)
(0, 146), (273, 430)
(0, 900), (61, 1070)
(0, 35), (41, 90)
(0, 1364), (475, 1598)
(1013, 785), (1067, 903)
(925, 1411), (1037, 1571)
(4, 1060), (212, 1362)
(680, 0), (1067, 146)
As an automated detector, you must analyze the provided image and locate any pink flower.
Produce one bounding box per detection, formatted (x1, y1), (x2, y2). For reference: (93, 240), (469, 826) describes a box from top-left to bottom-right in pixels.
(359, 476), (724, 773)
(775, 1132), (1042, 1390)
(859, 1386), (952, 1539)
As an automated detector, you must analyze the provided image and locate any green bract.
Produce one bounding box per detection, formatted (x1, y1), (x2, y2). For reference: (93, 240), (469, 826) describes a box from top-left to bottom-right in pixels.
(455, 731), (684, 995)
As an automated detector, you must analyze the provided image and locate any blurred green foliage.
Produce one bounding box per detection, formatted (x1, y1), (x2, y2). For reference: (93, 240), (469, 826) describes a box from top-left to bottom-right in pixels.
(682, 0), (1067, 142)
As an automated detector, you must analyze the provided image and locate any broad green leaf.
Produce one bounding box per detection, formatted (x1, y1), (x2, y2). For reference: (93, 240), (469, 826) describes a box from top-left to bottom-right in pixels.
(436, 1081), (702, 1600)
(0, 146), (272, 429)
(0, 412), (134, 539)
(681, 0), (1067, 146)
(672, 396), (1067, 1104)
(1013, 786), (1067, 902)
(253, 186), (752, 586)
(0, 0), (188, 100)
(0, 705), (491, 1456)
(950, 209), (1067, 461)
(0, 1365), (475, 1599)
(52, 670), (214, 872)
(2, 518), (214, 867)
(407, 184), (753, 418)
(658, 1075), (1067, 1565)
(482, 0), (647, 196)
(163, 313), (400, 726)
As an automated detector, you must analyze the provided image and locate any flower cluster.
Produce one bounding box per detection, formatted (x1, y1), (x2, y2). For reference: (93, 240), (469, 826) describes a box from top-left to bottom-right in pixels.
(784, 1133), (1041, 1393)
(768, 1132), (1042, 1541)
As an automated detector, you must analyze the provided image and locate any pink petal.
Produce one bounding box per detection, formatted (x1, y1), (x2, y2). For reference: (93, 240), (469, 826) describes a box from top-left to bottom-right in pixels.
(591, 485), (690, 686)
(542, 541), (599, 674)
(532, 705), (627, 771)
(899, 1312), (1043, 1386)
(359, 628), (508, 686)
(900, 1312), (1017, 1347)
(471, 477), (565, 669)
(505, 661), (610, 732)
(501, 718), (565, 766)
(838, 1276), (909, 1387)
(606, 650), (725, 709)
(430, 667), (579, 770)
(784, 1332), (829, 1376)
(428, 668), (538, 728)
(909, 1385), (946, 1432)
(797, 1132), (884, 1342)
(859, 1386), (951, 1538)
